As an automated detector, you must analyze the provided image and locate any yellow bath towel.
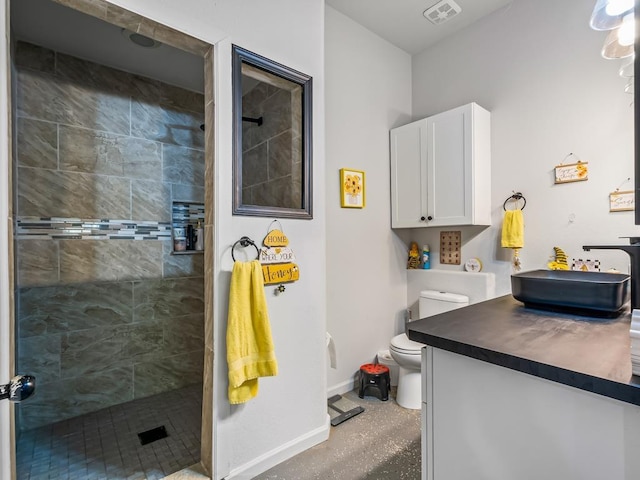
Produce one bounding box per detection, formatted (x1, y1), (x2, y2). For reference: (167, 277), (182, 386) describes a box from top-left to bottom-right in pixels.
(227, 260), (278, 404)
(501, 209), (524, 249)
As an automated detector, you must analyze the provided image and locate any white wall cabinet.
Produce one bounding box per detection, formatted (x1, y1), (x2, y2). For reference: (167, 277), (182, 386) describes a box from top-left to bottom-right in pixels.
(390, 103), (491, 228)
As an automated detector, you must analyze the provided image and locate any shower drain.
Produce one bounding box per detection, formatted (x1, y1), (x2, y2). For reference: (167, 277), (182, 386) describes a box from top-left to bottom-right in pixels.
(137, 425), (169, 445)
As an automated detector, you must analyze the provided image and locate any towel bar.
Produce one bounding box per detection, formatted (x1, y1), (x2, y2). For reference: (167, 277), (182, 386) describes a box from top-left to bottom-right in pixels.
(231, 236), (260, 261)
(503, 192), (526, 211)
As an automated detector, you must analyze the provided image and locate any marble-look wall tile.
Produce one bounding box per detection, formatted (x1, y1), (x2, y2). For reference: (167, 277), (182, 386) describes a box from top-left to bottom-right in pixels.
(15, 42), (55, 74)
(59, 125), (162, 180)
(203, 225), (214, 352)
(17, 118), (58, 169)
(17, 69), (131, 136)
(16, 239), (59, 287)
(172, 183), (205, 204)
(131, 100), (204, 149)
(131, 180), (171, 221)
(55, 52), (137, 98)
(163, 313), (204, 356)
(242, 143), (268, 189)
(162, 241), (204, 278)
(133, 350), (203, 398)
(137, 19), (210, 57)
(18, 281), (133, 337)
(268, 130), (293, 179)
(251, 175), (300, 209)
(17, 334), (61, 382)
(163, 144), (205, 186)
(18, 365), (133, 430)
(134, 277), (204, 322)
(17, 167), (131, 219)
(61, 321), (163, 377)
(131, 76), (204, 114)
(200, 345), (213, 473)
(59, 240), (163, 283)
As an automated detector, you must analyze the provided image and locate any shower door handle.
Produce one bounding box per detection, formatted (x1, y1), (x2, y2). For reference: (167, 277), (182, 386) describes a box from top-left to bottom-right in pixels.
(0, 375), (36, 402)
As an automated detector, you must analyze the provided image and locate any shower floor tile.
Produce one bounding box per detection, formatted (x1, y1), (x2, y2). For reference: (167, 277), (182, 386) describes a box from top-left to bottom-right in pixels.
(16, 384), (202, 480)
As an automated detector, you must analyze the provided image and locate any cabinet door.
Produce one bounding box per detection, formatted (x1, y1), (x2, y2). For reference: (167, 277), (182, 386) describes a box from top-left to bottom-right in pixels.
(390, 120), (428, 228)
(425, 105), (472, 226)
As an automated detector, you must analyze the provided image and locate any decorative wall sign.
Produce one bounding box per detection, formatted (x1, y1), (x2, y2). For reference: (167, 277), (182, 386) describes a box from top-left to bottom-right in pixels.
(609, 190), (634, 212)
(260, 220), (300, 287)
(262, 263), (300, 284)
(340, 168), (365, 208)
(554, 161), (588, 184)
(260, 246), (296, 264)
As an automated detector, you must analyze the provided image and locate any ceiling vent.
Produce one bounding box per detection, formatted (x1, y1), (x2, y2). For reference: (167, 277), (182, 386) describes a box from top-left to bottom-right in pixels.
(423, 0), (462, 25)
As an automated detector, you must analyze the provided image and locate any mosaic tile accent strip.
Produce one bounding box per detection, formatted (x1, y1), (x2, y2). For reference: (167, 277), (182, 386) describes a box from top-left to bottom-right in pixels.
(172, 202), (205, 226)
(16, 217), (172, 240)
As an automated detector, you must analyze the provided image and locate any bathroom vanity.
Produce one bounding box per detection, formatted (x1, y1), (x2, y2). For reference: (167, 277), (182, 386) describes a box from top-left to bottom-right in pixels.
(408, 295), (640, 480)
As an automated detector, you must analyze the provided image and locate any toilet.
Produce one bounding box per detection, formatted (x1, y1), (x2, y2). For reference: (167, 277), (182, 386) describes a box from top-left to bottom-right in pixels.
(390, 290), (469, 409)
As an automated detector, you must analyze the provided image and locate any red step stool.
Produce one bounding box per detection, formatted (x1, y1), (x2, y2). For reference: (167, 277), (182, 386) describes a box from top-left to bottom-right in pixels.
(358, 363), (390, 401)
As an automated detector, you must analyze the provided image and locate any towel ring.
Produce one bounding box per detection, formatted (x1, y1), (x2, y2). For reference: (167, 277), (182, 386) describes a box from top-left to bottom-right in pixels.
(503, 192), (526, 211)
(231, 236), (260, 262)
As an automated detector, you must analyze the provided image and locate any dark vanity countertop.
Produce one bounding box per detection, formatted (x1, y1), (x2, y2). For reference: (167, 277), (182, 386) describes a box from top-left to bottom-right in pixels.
(408, 295), (640, 406)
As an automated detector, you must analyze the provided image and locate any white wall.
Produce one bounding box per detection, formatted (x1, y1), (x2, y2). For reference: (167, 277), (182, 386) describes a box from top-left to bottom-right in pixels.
(325, 7), (412, 394)
(105, 1), (327, 479)
(409, 0), (635, 296)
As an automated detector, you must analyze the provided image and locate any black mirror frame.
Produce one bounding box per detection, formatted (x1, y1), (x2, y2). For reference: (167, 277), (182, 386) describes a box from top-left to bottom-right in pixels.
(232, 45), (313, 219)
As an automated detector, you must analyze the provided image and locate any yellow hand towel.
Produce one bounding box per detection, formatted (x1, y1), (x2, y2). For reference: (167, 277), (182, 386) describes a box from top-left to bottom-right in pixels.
(501, 209), (524, 249)
(227, 260), (278, 404)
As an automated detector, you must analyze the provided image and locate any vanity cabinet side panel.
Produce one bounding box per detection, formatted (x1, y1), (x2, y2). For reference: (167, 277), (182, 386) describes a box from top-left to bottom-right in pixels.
(390, 119), (428, 228)
(428, 347), (634, 480)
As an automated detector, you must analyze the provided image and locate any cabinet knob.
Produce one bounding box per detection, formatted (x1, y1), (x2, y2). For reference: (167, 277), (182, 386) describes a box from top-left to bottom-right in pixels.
(427, 216), (433, 221)
(420, 216), (426, 221)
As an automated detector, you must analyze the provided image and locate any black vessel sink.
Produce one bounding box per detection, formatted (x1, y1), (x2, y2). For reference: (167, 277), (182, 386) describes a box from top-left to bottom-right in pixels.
(511, 269), (630, 315)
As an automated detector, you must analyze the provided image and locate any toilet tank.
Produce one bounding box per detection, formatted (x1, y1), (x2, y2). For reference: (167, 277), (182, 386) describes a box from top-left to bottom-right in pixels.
(419, 290), (469, 318)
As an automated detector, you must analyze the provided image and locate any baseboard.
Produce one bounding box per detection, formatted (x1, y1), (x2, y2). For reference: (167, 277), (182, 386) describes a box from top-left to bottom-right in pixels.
(223, 416), (330, 480)
(327, 377), (356, 398)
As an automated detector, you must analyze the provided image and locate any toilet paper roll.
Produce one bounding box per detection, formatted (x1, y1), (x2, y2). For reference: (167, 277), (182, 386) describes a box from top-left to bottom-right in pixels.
(326, 332), (337, 369)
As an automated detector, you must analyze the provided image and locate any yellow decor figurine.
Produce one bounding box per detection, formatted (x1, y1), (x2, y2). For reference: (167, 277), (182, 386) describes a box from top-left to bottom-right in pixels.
(407, 242), (420, 269)
(547, 246), (569, 270)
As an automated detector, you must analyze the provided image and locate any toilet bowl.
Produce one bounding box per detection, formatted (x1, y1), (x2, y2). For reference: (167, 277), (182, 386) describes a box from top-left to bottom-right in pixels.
(389, 333), (424, 409)
(390, 289), (469, 409)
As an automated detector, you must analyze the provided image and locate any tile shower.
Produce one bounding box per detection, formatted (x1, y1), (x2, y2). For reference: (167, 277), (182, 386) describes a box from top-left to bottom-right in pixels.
(13, 39), (205, 438)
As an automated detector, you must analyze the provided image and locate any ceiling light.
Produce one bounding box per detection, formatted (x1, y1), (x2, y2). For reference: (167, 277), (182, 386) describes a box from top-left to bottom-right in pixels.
(602, 27), (635, 59)
(617, 12), (635, 46)
(590, 0), (634, 31)
(121, 29), (162, 49)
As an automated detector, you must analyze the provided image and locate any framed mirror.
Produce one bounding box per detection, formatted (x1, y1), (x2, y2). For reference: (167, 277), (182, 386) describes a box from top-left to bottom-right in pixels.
(232, 45), (313, 219)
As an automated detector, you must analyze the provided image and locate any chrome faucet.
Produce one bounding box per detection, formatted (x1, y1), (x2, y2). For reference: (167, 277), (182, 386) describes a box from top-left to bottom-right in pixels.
(583, 237), (640, 310)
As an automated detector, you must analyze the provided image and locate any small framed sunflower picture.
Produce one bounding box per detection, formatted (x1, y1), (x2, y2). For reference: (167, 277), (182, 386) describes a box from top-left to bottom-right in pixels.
(340, 168), (365, 208)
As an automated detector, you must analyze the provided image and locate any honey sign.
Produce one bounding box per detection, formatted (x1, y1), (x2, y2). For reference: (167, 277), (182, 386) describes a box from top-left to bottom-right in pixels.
(262, 263), (300, 284)
(261, 225), (299, 286)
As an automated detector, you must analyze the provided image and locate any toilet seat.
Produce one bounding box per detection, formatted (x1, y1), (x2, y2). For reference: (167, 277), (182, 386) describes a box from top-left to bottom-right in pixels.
(390, 334), (423, 355)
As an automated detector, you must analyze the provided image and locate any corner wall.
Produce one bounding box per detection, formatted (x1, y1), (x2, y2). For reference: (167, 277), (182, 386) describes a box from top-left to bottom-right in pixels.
(325, 7), (412, 394)
(410, 0), (634, 296)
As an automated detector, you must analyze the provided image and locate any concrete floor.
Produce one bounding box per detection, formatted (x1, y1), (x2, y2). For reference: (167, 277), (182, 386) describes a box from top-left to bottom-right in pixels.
(168, 388), (421, 480)
(253, 389), (421, 480)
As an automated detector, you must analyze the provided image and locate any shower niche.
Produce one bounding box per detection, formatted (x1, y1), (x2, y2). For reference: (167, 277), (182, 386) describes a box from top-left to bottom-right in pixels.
(172, 201), (205, 254)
